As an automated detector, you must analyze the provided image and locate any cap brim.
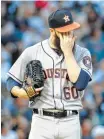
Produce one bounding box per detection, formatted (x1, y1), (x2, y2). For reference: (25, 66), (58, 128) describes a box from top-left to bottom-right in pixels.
(55, 22), (80, 33)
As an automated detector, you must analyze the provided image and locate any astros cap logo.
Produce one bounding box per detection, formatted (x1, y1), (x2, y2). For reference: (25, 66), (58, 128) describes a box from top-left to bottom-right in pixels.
(63, 15), (70, 23)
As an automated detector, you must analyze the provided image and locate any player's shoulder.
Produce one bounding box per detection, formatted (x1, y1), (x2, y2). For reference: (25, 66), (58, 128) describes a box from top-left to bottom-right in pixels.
(75, 43), (91, 55)
(23, 39), (47, 54)
(74, 44), (91, 61)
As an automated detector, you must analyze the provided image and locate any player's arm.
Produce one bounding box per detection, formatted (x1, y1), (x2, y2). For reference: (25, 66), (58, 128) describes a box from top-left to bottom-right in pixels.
(11, 86), (29, 98)
(7, 77), (43, 99)
(64, 50), (81, 83)
(58, 32), (81, 83)
(64, 53), (91, 91)
(58, 32), (92, 90)
(6, 77), (29, 99)
(6, 48), (30, 99)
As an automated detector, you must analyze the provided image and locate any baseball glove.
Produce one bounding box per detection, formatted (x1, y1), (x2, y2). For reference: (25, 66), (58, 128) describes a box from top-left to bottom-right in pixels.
(23, 60), (44, 100)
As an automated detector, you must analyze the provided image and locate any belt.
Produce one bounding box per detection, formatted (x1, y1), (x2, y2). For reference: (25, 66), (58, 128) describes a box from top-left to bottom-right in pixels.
(33, 108), (78, 118)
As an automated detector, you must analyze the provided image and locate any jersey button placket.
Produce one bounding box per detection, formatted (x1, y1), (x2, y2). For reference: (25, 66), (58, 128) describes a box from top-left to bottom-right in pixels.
(60, 59), (64, 110)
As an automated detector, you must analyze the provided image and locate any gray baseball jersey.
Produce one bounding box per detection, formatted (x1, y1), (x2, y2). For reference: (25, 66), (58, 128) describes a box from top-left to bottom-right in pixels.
(7, 39), (92, 110)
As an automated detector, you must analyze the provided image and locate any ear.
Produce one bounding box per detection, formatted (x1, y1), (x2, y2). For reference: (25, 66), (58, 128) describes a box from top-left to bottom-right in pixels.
(49, 28), (55, 36)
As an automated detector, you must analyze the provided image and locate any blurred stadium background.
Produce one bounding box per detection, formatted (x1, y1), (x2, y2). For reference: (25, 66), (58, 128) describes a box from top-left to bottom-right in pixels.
(1, 1), (104, 139)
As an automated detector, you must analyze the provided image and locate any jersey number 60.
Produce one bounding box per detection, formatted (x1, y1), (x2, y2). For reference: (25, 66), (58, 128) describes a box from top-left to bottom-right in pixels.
(64, 86), (79, 99)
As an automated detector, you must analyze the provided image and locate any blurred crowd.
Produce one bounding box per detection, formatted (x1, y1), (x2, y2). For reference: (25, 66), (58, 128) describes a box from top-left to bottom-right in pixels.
(1, 1), (104, 139)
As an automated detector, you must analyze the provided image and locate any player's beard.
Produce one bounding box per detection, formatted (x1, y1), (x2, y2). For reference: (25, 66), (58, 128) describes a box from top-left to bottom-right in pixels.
(54, 34), (63, 53)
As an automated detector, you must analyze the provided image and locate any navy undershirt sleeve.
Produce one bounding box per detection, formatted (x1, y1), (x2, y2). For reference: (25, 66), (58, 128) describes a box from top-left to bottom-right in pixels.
(73, 69), (91, 91)
(6, 77), (22, 98)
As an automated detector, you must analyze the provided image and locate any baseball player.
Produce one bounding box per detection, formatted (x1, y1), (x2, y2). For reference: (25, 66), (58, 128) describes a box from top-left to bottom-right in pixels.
(7, 9), (92, 139)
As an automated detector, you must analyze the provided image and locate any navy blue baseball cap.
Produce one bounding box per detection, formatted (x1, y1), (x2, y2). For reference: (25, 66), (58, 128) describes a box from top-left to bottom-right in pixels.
(48, 9), (80, 32)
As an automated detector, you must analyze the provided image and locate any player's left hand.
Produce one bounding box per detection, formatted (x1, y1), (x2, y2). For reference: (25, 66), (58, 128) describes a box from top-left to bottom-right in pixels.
(58, 32), (77, 55)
